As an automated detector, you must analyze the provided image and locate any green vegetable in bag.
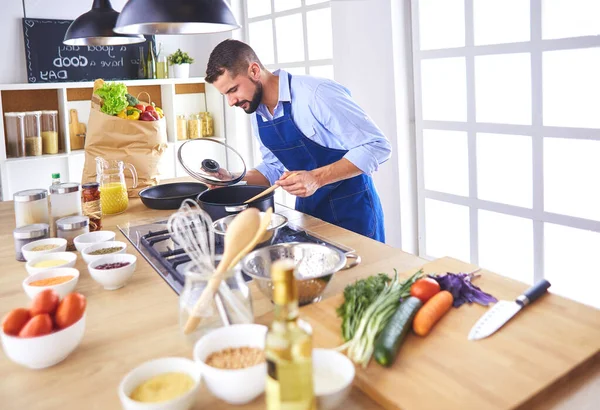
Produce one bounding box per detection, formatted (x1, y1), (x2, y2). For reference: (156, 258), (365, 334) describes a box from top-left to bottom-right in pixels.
(125, 93), (140, 106)
(94, 82), (128, 116)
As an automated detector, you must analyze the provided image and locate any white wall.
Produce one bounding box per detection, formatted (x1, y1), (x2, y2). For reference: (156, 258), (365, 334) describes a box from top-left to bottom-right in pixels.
(0, 0), (231, 83)
(331, 0), (415, 250)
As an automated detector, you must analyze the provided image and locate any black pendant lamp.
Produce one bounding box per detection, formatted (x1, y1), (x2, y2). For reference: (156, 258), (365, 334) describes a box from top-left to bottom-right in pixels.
(114, 0), (240, 35)
(63, 0), (145, 46)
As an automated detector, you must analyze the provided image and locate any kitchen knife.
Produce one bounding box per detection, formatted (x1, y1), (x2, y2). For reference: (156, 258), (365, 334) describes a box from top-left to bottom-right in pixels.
(468, 279), (551, 341)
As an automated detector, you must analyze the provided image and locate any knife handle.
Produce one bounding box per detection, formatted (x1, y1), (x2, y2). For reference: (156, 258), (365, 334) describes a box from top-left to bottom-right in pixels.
(516, 279), (551, 307)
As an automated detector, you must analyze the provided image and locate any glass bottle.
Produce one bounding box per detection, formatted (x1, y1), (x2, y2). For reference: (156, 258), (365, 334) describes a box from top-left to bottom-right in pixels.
(51, 173), (61, 185)
(265, 259), (315, 410)
(138, 46), (147, 79)
(82, 182), (102, 232)
(146, 40), (156, 79)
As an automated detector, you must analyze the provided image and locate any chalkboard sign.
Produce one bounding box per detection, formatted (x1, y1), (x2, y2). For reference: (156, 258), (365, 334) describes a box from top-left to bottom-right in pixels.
(22, 18), (154, 83)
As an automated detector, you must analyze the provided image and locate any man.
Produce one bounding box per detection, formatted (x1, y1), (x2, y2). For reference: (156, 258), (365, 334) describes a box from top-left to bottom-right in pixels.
(205, 39), (391, 242)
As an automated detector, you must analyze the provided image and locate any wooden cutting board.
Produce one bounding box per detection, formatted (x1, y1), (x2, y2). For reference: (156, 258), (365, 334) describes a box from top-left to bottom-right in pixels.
(69, 108), (86, 150)
(294, 257), (600, 410)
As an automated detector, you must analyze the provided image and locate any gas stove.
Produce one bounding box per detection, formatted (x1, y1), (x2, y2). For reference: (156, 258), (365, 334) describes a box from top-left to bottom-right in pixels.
(119, 218), (354, 295)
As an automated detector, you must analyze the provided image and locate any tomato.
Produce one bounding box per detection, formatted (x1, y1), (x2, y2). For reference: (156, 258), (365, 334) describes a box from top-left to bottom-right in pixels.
(2, 308), (31, 336)
(145, 105), (155, 112)
(410, 278), (441, 303)
(30, 289), (60, 316)
(18, 314), (53, 338)
(135, 104), (145, 112)
(55, 293), (86, 329)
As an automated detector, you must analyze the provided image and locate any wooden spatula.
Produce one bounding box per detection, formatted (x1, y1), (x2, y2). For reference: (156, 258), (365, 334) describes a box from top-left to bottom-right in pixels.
(244, 173), (298, 204)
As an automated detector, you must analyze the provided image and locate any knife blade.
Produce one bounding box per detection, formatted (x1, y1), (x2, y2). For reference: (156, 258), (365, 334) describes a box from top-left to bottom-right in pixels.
(468, 279), (551, 341)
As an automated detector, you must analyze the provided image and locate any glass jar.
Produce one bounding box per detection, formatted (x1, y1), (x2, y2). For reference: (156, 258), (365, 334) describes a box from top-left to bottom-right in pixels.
(4, 112), (26, 158)
(56, 215), (89, 251)
(200, 112), (214, 137)
(82, 182), (102, 232)
(14, 189), (50, 228)
(41, 110), (59, 155)
(177, 115), (188, 140)
(179, 264), (253, 344)
(187, 114), (202, 139)
(24, 111), (42, 157)
(13, 223), (49, 262)
(50, 183), (82, 237)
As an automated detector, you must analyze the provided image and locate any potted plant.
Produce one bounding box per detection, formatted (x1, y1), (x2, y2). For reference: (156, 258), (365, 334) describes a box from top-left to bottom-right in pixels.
(168, 49), (195, 79)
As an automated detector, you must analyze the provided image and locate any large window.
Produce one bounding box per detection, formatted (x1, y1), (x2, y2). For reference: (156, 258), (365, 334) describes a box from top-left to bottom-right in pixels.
(412, 0), (600, 308)
(243, 0), (333, 206)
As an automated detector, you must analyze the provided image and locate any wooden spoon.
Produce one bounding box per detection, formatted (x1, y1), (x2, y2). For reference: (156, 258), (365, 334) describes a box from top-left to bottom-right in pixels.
(183, 208), (261, 334)
(227, 207), (273, 270)
(243, 173), (298, 204)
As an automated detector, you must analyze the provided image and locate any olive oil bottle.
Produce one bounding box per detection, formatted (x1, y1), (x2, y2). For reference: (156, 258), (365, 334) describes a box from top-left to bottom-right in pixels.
(265, 259), (315, 410)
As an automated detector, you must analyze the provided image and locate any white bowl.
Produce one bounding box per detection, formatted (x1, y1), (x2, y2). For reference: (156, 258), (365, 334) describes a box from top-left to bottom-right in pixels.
(25, 252), (77, 276)
(81, 240), (127, 264)
(88, 254), (137, 290)
(193, 324), (267, 405)
(22, 267), (79, 299)
(118, 357), (201, 410)
(73, 230), (116, 253)
(313, 349), (355, 410)
(21, 238), (67, 261)
(0, 314), (86, 369)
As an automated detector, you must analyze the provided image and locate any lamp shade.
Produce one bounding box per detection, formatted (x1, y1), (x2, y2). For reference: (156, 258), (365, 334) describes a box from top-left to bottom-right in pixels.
(114, 0), (240, 35)
(64, 0), (145, 46)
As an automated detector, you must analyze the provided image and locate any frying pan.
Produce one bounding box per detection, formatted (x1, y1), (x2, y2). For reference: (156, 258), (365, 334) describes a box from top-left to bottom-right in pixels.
(138, 182), (208, 210)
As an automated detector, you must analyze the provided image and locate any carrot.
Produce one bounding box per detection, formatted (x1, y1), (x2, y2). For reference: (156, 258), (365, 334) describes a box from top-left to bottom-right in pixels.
(412, 290), (454, 336)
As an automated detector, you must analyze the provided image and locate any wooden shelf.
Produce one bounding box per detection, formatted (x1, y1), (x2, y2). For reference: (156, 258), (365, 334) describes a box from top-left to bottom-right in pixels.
(0, 77), (206, 91)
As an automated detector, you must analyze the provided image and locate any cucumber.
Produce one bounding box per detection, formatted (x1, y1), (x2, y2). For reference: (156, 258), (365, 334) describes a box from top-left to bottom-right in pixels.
(373, 296), (423, 367)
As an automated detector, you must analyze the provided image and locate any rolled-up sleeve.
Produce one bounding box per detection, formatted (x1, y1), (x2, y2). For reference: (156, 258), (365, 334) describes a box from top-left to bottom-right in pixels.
(251, 116), (285, 185)
(311, 82), (391, 175)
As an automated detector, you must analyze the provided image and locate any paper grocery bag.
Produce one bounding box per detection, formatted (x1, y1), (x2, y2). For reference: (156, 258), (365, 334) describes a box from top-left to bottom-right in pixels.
(82, 109), (168, 197)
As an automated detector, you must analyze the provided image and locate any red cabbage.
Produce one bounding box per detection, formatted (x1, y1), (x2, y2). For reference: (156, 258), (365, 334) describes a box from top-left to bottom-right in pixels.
(430, 272), (497, 308)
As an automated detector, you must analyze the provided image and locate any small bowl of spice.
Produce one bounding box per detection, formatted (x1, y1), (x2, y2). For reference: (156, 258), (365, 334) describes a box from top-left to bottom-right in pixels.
(25, 252), (78, 276)
(22, 267), (79, 299)
(193, 324), (268, 405)
(118, 357), (201, 410)
(81, 240), (127, 264)
(21, 238), (67, 262)
(73, 230), (116, 253)
(88, 253), (137, 290)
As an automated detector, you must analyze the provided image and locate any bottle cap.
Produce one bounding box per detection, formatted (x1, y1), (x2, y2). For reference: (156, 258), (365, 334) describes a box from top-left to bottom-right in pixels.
(52, 173), (60, 179)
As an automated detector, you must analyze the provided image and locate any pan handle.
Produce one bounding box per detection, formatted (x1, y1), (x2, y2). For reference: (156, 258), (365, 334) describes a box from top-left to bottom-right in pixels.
(225, 204), (249, 213)
(341, 252), (361, 270)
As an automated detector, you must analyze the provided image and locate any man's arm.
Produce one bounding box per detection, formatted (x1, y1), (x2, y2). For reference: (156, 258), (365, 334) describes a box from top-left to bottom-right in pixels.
(243, 168), (271, 186)
(276, 158), (361, 197)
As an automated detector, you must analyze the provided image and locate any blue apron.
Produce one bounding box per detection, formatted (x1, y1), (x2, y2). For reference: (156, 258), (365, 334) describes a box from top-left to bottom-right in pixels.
(255, 73), (385, 242)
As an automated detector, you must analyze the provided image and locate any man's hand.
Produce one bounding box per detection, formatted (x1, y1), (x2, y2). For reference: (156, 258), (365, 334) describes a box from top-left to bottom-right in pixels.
(276, 170), (321, 197)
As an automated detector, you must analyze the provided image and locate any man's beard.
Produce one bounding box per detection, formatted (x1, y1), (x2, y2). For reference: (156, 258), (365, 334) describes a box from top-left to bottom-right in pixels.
(236, 78), (263, 114)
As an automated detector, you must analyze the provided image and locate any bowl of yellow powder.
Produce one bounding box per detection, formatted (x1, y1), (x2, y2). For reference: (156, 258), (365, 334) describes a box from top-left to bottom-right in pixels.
(25, 252), (77, 276)
(118, 357), (201, 410)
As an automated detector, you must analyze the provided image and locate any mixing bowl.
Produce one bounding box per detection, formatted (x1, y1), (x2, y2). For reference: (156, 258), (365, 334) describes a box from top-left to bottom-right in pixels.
(212, 211), (288, 248)
(241, 242), (347, 305)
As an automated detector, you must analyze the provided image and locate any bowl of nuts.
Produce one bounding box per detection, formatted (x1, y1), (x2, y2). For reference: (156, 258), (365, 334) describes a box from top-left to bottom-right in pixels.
(87, 254), (137, 290)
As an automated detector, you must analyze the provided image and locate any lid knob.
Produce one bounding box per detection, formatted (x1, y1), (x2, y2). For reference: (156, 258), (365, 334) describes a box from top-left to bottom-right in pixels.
(201, 159), (219, 173)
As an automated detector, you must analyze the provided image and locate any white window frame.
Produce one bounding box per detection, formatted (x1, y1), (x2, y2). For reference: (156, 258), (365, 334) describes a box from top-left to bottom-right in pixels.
(411, 0), (600, 283)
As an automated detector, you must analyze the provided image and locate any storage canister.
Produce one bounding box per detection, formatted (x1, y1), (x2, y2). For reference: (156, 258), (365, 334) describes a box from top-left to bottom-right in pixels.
(50, 183), (83, 237)
(82, 182), (102, 232)
(13, 223), (49, 262)
(56, 215), (89, 251)
(24, 111), (42, 157)
(14, 189), (50, 228)
(187, 114), (202, 139)
(177, 114), (188, 140)
(4, 112), (26, 158)
(41, 110), (59, 155)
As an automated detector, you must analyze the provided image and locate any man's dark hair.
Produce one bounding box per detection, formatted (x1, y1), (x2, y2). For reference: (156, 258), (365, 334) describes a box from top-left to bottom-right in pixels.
(205, 39), (264, 83)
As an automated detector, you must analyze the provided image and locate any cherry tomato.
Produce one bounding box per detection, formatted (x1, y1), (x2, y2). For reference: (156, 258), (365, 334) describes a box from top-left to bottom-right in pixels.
(18, 314), (53, 338)
(30, 289), (60, 316)
(410, 278), (441, 303)
(55, 293), (86, 329)
(135, 104), (145, 112)
(2, 308), (31, 336)
(145, 105), (155, 112)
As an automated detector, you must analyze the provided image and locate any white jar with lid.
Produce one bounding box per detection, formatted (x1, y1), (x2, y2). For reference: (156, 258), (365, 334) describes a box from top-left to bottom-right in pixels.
(13, 223), (49, 261)
(56, 215), (89, 251)
(50, 182), (83, 237)
(14, 189), (50, 228)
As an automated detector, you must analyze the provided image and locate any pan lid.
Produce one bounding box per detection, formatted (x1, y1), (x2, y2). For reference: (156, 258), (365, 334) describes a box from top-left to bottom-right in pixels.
(177, 138), (246, 186)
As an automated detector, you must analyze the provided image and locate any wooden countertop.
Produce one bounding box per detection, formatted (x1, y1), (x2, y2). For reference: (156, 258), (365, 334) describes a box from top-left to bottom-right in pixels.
(0, 196), (598, 409)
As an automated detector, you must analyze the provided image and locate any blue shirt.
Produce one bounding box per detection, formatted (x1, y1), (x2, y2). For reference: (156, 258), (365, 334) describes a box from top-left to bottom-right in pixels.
(252, 70), (391, 185)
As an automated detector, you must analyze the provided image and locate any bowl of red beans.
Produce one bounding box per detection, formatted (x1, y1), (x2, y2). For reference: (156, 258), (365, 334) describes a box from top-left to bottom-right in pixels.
(87, 254), (137, 290)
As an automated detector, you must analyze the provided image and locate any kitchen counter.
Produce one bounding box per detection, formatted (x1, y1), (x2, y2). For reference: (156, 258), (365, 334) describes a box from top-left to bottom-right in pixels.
(0, 195), (598, 409)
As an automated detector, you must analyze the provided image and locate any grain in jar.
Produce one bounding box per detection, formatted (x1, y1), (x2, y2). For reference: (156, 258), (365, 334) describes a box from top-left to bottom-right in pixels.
(177, 115), (188, 140)
(13, 223), (49, 262)
(82, 182), (102, 232)
(200, 112), (214, 137)
(56, 215), (89, 251)
(50, 183), (83, 237)
(24, 111), (42, 157)
(41, 110), (59, 155)
(14, 189), (50, 228)
(187, 114), (202, 139)
(4, 112), (26, 158)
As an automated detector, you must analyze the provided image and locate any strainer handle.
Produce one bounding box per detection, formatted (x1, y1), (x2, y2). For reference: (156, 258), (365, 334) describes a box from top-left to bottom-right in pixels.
(341, 253), (361, 270)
